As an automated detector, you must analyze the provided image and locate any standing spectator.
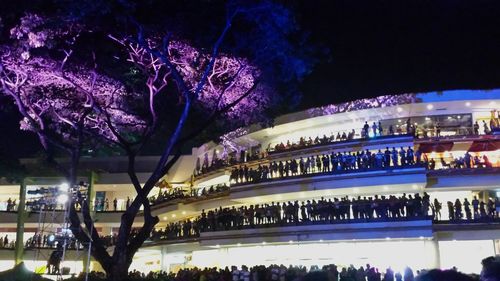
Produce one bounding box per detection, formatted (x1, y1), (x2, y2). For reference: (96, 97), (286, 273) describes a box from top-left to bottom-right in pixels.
(454, 199), (463, 219)
(403, 267), (414, 281)
(372, 122), (378, 137)
(433, 198), (442, 220)
(392, 148), (399, 167)
(399, 147), (406, 166)
(473, 121), (480, 135)
(435, 122), (441, 137)
(126, 197), (130, 209)
(6, 198), (12, 211)
(472, 196), (480, 219)
(406, 119), (411, 134)
(232, 266), (240, 281)
(363, 122), (370, 138)
(464, 198), (472, 220)
(495, 197), (500, 218)
(384, 267), (394, 281)
(483, 120), (491, 134)
(395, 272), (403, 281)
(113, 198), (118, 211)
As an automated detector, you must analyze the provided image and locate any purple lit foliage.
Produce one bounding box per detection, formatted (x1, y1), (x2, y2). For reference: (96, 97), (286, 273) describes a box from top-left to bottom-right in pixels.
(1, 14), (146, 150)
(110, 35), (268, 126)
(0, 2), (314, 278)
(306, 94), (421, 117)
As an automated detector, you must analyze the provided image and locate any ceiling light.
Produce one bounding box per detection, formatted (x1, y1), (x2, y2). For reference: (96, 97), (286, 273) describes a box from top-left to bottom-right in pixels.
(397, 107), (403, 113)
(426, 104), (434, 110)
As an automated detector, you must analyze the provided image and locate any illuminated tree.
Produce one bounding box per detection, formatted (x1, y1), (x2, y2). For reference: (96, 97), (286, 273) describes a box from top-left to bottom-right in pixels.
(0, 1), (315, 279)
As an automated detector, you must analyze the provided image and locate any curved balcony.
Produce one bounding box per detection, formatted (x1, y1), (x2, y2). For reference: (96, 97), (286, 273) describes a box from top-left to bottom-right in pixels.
(230, 165), (427, 201)
(143, 217), (500, 249)
(0, 209), (131, 227)
(193, 134), (416, 182)
(193, 133), (498, 183)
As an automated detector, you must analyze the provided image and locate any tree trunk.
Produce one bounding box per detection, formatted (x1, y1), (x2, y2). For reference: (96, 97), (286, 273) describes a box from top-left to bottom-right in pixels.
(109, 261), (130, 281)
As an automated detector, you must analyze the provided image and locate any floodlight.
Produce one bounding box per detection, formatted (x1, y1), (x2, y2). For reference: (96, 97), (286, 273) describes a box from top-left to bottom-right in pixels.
(57, 194), (69, 204)
(48, 234), (56, 243)
(59, 183), (70, 192)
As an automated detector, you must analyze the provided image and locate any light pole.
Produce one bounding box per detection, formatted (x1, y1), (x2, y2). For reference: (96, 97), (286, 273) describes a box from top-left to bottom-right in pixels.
(85, 218), (98, 281)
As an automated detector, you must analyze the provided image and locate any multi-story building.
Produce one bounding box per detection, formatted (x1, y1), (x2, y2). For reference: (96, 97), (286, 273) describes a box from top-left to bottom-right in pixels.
(0, 89), (499, 276)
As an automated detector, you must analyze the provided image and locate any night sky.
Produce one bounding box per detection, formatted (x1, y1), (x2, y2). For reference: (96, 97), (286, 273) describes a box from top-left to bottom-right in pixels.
(2, 0), (500, 158)
(297, 0), (500, 108)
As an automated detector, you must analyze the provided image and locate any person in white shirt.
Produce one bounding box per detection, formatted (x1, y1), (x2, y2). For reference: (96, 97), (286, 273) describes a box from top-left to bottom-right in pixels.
(232, 266), (240, 281)
(240, 265), (250, 281)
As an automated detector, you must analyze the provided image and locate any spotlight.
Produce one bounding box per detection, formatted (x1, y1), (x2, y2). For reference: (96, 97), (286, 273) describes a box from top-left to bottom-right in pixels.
(59, 183), (70, 192)
(57, 194), (69, 204)
(397, 107), (403, 113)
(48, 234), (56, 243)
(426, 104), (434, 110)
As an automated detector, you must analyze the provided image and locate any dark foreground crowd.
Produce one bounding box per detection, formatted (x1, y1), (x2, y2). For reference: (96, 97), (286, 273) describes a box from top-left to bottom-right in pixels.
(66, 255), (500, 281)
(150, 194), (500, 241)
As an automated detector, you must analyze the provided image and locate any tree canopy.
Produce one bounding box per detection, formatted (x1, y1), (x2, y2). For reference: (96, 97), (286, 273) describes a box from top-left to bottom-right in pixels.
(0, 1), (319, 279)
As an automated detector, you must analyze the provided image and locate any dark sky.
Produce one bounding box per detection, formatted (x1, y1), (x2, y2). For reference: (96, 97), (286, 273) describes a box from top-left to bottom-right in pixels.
(2, 0), (500, 158)
(297, 0), (500, 108)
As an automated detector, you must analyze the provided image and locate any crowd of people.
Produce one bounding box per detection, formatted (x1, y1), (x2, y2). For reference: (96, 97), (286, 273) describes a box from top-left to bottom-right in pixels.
(0, 232), (119, 251)
(194, 150), (265, 178)
(93, 197), (127, 212)
(431, 153), (493, 170)
(190, 114), (499, 180)
(1, 198), (17, 211)
(150, 184), (230, 207)
(0, 235), (13, 248)
(24, 233), (84, 250)
(150, 194), (500, 241)
(230, 147), (421, 185)
(443, 197), (500, 221)
(272, 120), (410, 154)
(66, 255), (500, 281)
